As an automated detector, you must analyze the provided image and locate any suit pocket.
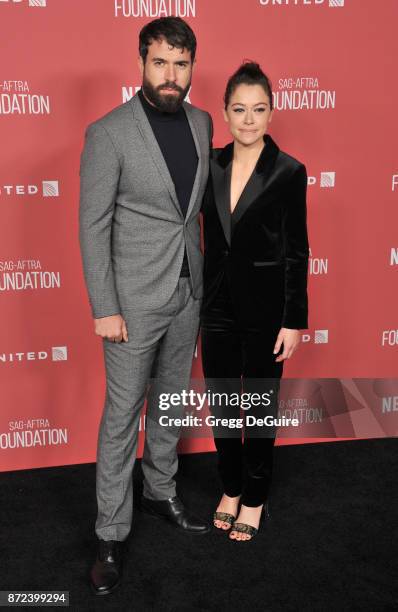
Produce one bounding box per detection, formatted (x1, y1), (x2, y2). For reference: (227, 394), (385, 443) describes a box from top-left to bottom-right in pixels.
(253, 261), (283, 267)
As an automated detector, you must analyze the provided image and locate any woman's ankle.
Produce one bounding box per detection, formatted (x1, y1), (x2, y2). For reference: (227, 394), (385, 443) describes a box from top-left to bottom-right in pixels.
(223, 493), (241, 501)
(239, 502), (263, 510)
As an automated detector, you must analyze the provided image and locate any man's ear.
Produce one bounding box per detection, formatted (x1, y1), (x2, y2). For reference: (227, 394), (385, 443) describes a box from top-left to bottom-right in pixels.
(137, 56), (144, 76)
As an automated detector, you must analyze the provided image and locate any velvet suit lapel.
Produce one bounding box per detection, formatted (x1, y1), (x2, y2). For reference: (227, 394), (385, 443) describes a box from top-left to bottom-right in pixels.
(211, 135), (280, 244)
(232, 135), (279, 226)
(211, 147), (233, 246)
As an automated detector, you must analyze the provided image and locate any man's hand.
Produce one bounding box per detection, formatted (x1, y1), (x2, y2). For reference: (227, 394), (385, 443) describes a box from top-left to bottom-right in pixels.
(273, 328), (301, 362)
(94, 315), (128, 343)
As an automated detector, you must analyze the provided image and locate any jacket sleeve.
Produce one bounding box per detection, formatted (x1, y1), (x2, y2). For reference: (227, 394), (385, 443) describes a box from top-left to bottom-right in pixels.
(79, 122), (121, 319)
(207, 112), (214, 149)
(281, 163), (309, 329)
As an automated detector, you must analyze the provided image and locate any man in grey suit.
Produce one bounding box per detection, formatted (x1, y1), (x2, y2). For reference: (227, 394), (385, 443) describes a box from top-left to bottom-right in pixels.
(79, 17), (212, 595)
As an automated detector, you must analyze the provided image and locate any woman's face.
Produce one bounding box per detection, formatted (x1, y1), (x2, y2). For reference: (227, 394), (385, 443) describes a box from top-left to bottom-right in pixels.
(224, 83), (273, 147)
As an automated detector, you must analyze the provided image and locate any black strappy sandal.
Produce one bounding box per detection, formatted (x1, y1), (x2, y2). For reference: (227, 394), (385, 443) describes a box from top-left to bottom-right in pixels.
(213, 511), (236, 531)
(229, 502), (270, 541)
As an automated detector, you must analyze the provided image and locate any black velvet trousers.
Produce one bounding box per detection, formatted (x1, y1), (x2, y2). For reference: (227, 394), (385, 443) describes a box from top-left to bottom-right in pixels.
(201, 277), (284, 507)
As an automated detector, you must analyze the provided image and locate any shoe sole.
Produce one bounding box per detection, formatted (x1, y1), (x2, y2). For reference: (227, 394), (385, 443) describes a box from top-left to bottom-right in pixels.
(141, 505), (211, 535)
(90, 578), (121, 596)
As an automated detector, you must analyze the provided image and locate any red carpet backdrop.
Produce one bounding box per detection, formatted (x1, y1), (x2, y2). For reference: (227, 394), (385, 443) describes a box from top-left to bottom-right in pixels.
(0, 0), (397, 471)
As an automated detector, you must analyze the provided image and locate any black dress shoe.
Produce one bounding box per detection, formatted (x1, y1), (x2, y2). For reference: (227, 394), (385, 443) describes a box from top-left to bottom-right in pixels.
(141, 495), (210, 534)
(90, 539), (123, 595)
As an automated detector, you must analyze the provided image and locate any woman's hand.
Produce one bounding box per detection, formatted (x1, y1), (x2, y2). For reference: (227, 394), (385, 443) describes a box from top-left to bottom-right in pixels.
(273, 328), (301, 362)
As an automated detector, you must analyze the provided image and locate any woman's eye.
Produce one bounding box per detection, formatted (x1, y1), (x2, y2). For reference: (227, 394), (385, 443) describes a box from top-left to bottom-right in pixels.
(233, 108), (244, 113)
(255, 108), (266, 113)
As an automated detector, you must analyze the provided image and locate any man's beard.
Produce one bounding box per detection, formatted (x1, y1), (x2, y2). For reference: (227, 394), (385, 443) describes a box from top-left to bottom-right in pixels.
(142, 75), (191, 113)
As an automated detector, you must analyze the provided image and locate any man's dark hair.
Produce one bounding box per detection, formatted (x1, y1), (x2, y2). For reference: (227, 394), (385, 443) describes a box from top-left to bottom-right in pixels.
(224, 61), (273, 110)
(139, 17), (197, 63)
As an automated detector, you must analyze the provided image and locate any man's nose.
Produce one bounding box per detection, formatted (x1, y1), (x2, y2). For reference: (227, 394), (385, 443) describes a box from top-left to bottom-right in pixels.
(165, 64), (177, 82)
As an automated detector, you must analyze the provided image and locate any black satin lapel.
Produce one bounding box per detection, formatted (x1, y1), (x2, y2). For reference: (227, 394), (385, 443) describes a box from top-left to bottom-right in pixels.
(231, 171), (266, 229)
(232, 135), (280, 229)
(211, 161), (232, 247)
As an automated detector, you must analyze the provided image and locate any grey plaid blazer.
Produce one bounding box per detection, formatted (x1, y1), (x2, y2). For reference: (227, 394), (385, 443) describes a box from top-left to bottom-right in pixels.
(79, 93), (212, 318)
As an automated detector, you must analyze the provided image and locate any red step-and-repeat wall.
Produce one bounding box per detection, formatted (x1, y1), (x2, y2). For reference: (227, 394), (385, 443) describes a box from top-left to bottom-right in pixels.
(1, 0), (397, 471)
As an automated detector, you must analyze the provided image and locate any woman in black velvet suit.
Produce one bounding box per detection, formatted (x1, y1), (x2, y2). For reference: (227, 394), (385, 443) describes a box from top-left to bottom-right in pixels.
(201, 62), (309, 541)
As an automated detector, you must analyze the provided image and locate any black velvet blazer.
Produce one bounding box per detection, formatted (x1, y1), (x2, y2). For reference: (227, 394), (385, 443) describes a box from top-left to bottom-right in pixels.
(201, 134), (309, 331)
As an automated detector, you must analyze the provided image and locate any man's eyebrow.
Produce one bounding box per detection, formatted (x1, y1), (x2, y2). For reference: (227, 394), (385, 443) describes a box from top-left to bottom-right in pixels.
(151, 57), (190, 64)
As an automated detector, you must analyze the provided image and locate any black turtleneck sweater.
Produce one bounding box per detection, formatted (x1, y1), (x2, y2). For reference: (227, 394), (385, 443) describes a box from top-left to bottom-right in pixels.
(138, 89), (198, 277)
